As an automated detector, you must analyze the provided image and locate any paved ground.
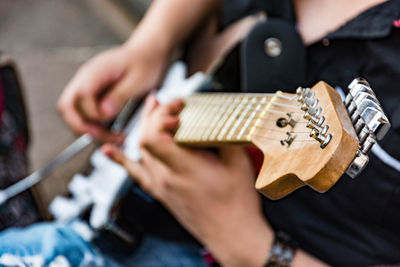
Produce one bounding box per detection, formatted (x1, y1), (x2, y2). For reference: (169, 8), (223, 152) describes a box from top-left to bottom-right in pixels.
(0, 0), (138, 216)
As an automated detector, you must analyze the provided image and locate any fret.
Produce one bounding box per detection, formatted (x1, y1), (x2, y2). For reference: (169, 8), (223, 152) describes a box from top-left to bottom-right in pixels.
(200, 95), (232, 141)
(178, 96), (202, 140)
(236, 96), (266, 140)
(227, 96), (257, 141)
(217, 96), (248, 141)
(174, 93), (281, 145)
(174, 101), (191, 140)
(248, 92), (281, 139)
(188, 95), (211, 141)
(185, 95), (209, 140)
(240, 96), (268, 140)
(208, 96), (238, 141)
(197, 95), (219, 141)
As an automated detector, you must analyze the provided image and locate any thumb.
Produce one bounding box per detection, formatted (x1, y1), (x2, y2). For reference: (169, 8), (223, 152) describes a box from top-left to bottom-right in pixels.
(102, 144), (152, 191)
(99, 74), (140, 119)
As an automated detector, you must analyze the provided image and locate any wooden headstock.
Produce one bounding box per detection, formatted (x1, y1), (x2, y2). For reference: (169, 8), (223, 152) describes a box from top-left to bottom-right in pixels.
(252, 81), (359, 199)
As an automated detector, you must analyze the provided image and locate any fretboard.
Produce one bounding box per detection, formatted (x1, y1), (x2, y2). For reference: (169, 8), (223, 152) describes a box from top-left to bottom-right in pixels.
(174, 93), (280, 145)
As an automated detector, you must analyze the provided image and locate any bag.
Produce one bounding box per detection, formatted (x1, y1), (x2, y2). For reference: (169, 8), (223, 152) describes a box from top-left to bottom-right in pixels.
(0, 53), (40, 230)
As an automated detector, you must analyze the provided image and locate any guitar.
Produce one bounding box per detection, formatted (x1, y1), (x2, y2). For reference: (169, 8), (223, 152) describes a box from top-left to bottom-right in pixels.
(172, 79), (390, 199)
(46, 13), (390, 233)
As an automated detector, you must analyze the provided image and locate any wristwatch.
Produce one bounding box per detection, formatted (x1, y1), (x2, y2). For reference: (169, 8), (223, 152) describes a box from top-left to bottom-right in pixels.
(264, 231), (297, 267)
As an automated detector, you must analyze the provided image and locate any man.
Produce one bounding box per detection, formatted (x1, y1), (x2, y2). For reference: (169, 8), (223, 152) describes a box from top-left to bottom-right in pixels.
(58, 0), (400, 265)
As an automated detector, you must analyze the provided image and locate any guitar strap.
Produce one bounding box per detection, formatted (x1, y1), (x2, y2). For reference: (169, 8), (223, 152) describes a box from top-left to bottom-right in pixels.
(241, 18), (305, 93)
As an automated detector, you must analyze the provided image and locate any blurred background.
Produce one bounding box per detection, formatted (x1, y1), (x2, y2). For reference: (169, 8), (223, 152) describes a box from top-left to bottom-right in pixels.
(0, 0), (150, 217)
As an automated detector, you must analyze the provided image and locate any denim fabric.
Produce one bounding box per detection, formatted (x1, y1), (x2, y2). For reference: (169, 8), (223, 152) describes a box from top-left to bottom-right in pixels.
(0, 222), (100, 266)
(0, 222), (209, 267)
(107, 235), (209, 267)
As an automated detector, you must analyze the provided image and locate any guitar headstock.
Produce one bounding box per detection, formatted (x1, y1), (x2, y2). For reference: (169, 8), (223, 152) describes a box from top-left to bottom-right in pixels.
(252, 81), (360, 199)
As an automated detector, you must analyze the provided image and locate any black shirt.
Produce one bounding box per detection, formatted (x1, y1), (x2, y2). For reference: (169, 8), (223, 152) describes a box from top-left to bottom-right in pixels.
(223, 0), (400, 265)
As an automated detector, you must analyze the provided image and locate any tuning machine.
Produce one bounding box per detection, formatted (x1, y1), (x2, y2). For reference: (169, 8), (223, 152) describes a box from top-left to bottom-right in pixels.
(297, 87), (332, 148)
(344, 78), (391, 178)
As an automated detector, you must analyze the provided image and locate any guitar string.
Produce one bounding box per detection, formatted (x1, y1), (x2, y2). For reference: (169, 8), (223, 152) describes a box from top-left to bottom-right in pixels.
(187, 92), (299, 101)
(176, 93), (324, 142)
(177, 107), (317, 143)
(184, 96), (302, 111)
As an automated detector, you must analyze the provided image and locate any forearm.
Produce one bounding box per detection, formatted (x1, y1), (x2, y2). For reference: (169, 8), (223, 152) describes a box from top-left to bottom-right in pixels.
(125, 0), (220, 55)
(203, 215), (328, 267)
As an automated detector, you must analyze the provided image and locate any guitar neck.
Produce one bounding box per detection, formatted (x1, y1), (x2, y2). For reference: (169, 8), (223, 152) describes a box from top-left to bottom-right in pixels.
(174, 92), (285, 146)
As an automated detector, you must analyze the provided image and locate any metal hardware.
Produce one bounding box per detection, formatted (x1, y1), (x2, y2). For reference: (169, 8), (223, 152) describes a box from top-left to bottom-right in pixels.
(297, 87), (311, 102)
(346, 151), (369, 178)
(306, 114), (325, 126)
(304, 107), (322, 118)
(297, 86), (332, 149)
(277, 113), (297, 128)
(360, 106), (390, 140)
(308, 124), (329, 137)
(357, 126), (370, 144)
(301, 98), (319, 111)
(361, 135), (376, 154)
(345, 77), (372, 107)
(316, 133), (332, 149)
(344, 78), (391, 178)
(280, 132), (296, 147)
(264, 37), (282, 57)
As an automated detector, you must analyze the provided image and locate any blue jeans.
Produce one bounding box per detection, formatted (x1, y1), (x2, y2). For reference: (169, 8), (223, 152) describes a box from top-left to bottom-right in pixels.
(106, 235), (209, 267)
(0, 222), (209, 266)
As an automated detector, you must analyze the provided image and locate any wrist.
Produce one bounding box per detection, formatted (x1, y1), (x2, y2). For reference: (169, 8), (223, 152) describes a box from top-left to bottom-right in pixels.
(264, 231), (298, 267)
(122, 34), (172, 63)
(204, 213), (273, 267)
(124, 21), (175, 60)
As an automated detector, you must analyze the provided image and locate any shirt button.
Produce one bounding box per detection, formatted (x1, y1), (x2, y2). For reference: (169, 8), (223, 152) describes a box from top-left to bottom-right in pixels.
(322, 38), (330, 46)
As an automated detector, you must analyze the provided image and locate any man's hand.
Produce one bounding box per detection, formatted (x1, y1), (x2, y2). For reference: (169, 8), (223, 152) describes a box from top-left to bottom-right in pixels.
(57, 0), (220, 143)
(57, 44), (167, 143)
(102, 95), (273, 266)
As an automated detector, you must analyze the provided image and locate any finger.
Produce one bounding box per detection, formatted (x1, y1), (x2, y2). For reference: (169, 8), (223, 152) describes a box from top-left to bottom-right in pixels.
(141, 132), (194, 172)
(102, 144), (152, 192)
(90, 128), (125, 145)
(141, 94), (159, 119)
(58, 53), (123, 133)
(159, 99), (185, 116)
(59, 96), (95, 135)
(100, 73), (142, 119)
(77, 90), (102, 121)
(61, 98), (125, 144)
(140, 148), (177, 195)
(160, 115), (180, 132)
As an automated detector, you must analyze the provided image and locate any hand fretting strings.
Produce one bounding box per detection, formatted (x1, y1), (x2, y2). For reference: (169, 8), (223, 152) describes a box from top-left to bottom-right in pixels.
(174, 92), (316, 144)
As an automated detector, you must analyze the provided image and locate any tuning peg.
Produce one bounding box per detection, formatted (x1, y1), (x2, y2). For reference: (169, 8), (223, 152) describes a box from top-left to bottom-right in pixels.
(315, 133), (332, 149)
(346, 151), (369, 178)
(297, 88), (311, 102)
(345, 78), (374, 107)
(306, 121), (328, 133)
(359, 106), (391, 140)
(348, 77), (370, 89)
(361, 135), (376, 154)
(301, 98), (319, 111)
(353, 92), (383, 112)
(304, 107), (322, 118)
(305, 113), (325, 126)
(349, 93), (382, 125)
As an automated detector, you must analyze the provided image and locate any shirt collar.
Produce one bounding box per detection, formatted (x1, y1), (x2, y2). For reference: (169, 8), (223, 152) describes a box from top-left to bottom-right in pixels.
(326, 1), (400, 40)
